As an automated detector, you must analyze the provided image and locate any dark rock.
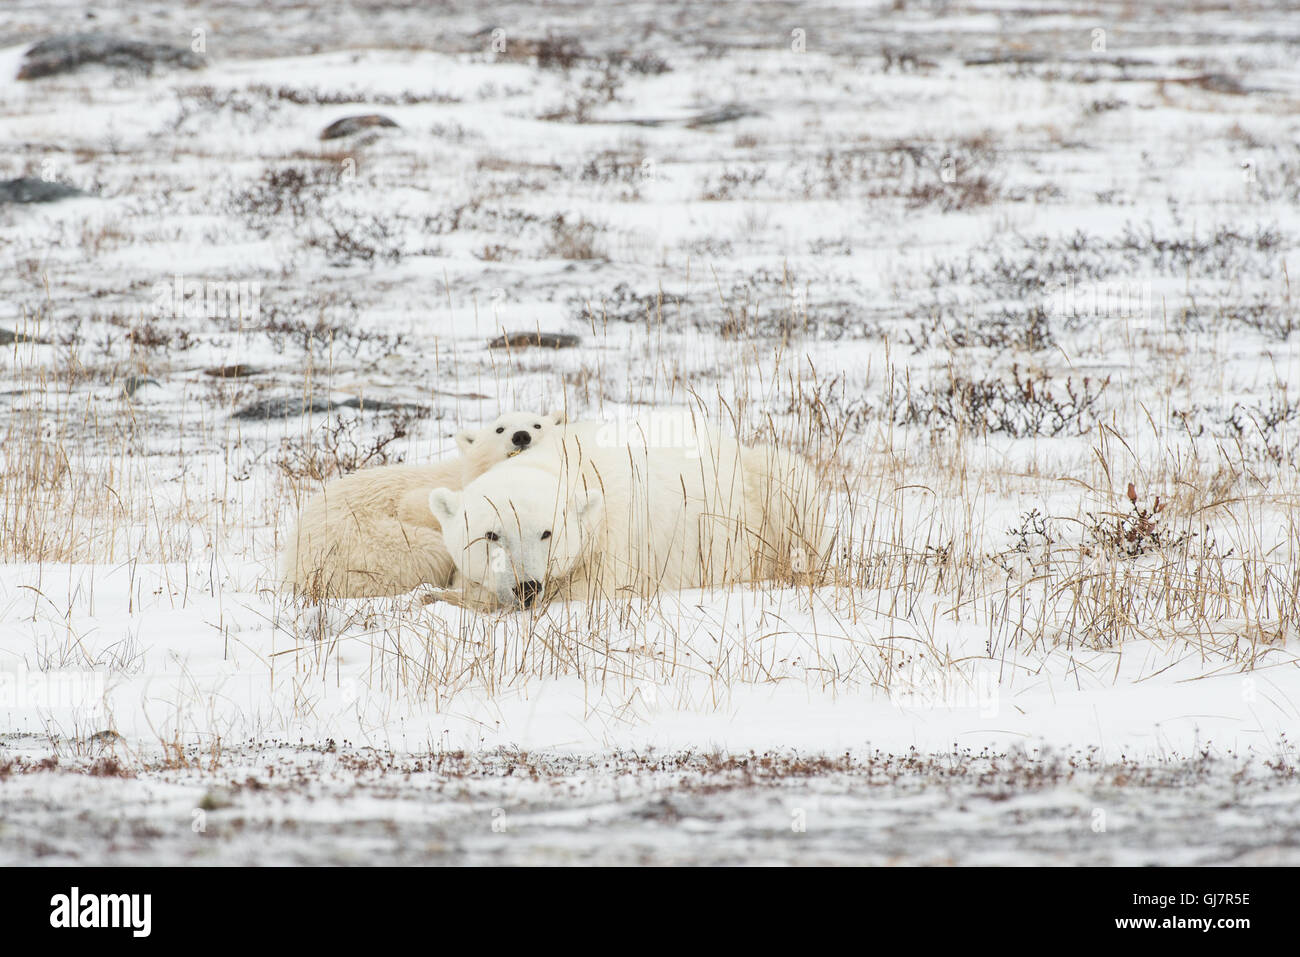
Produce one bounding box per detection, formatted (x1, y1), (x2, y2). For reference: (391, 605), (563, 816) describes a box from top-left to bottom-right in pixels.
(592, 105), (762, 130)
(432, 388), (492, 400)
(488, 331), (581, 350)
(684, 105), (762, 128)
(0, 327), (51, 344)
(204, 363), (261, 379)
(335, 397), (424, 412)
(231, 394), (425, 420)
(963, 52), (1049, 67)
(1189, 73), (1247, 96)
(233, 395), (338, 420)
(198, 788), (234, 811)
(18, 33), (207, 81)
(0, 178), (87, 204)
(320, 114), (400, 140)
(122, 376), (160, 397)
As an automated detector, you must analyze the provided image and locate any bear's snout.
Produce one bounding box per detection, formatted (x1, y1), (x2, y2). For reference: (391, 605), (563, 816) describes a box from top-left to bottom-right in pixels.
(511, 430), (532, 448)
(513, 580), (543, 607)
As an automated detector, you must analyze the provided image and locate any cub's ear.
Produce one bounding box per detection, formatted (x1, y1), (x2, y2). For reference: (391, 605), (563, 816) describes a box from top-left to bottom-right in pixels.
(550, 409), (567, 425)
(428, 488), (462, 525)
(454, 429), (476, 454)
(572, 489), (603, 523)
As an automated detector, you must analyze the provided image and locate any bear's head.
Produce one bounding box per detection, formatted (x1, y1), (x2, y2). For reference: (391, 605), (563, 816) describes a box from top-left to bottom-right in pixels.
(455, 410), (567, 477)
(429, 470), (603, 609)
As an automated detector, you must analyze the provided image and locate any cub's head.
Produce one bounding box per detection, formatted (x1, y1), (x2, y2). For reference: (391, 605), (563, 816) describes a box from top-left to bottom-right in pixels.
(455, 410), (566, 473)
(429, 470), (602, 609)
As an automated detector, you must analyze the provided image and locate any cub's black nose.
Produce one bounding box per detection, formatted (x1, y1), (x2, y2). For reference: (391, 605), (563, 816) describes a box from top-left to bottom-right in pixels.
(513, 580), (542, 607)
(511, 430), (531, 448)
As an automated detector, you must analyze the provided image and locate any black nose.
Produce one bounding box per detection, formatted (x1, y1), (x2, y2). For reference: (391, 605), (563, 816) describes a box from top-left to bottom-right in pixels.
(513, 580), (542, 607)
(511, 430), (531, 448)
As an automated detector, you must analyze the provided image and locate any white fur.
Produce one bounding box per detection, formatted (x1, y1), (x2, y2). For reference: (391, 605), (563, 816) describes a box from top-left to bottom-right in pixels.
(281, 410), (565, 599)
(428, 416), (829, 609)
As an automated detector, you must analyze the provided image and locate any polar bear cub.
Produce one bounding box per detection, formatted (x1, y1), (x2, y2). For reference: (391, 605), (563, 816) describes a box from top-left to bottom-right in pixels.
(282, 410), (565, 599)
(428, 413), (829, 609)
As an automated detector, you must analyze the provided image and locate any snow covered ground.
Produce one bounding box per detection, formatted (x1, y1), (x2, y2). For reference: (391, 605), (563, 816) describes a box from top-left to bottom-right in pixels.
(1, 0), (1298, 864)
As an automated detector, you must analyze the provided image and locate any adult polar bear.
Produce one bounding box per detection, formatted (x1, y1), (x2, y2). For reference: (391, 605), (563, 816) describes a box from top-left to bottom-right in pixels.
(282, 410), (565, 599)
(427, 412), (829, 609)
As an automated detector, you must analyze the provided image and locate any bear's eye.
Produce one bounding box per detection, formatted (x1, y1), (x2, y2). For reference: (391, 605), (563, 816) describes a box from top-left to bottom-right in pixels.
(484, 531), (499, 542)
(540, 530), (551, 540)
(495, 427), (505, 434)
(533, 423), (541, 429)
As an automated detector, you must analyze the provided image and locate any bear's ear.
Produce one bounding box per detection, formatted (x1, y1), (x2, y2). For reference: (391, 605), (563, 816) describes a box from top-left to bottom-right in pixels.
(454, 429), (476, 454)
(428, 488), (462, 525)
(572, 489), (603, 524)
(550, 409), (567, 425)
